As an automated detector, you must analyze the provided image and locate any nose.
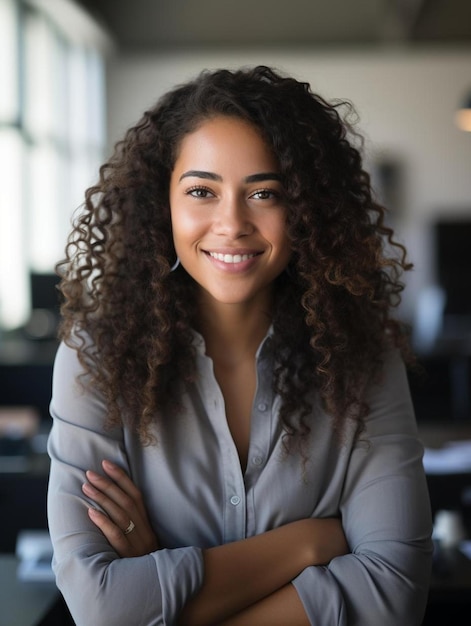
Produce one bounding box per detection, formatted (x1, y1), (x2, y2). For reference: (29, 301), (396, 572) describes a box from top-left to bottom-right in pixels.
(212, 194), (253, 238)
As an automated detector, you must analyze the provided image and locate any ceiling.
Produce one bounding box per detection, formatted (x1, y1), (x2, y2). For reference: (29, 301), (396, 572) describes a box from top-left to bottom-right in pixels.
(74, 0), (471, 51)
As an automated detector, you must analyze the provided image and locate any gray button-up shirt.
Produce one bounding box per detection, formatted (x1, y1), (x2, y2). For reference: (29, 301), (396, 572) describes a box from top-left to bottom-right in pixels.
(47, 330), (433, 625)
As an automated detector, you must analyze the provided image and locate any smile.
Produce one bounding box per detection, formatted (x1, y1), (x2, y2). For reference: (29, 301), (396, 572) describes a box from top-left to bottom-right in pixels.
(208, 252), (259, 264)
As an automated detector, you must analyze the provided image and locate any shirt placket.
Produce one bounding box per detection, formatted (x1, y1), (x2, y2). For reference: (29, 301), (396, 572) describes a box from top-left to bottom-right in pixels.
(197, 348), (247, 544)
(244, 337), (274, 537)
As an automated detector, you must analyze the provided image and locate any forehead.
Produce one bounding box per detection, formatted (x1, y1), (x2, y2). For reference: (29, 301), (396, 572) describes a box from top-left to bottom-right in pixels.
(172, 115), (278, 172)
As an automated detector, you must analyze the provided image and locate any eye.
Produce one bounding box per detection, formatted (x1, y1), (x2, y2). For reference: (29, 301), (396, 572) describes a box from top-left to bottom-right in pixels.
(186, 186), (214, 199)
(250, 188), (281, 201)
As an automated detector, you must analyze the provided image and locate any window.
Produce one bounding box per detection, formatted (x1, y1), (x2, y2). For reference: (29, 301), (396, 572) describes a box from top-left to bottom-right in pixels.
(0, 0), (108, 329)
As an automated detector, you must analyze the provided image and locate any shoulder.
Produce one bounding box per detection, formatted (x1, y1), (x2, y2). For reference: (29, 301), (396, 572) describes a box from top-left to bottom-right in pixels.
(364, 347), (417, 436)
(53, 329), (95, 383)
(51, 335), (110, 430)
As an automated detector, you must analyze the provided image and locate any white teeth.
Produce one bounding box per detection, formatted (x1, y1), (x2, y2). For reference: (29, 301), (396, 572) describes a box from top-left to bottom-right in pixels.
(209, 252), (256, 263)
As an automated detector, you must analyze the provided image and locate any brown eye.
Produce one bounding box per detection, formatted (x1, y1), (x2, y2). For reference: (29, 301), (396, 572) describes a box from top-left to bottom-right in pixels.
(250, 189), (280, 201)
(186, 186), (214, 198)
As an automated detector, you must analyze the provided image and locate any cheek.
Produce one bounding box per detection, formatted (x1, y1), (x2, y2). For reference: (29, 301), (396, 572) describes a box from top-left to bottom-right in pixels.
(171, 208), (205, 248)
(265, 217), (291, 249)
(268, 223), (292, 267)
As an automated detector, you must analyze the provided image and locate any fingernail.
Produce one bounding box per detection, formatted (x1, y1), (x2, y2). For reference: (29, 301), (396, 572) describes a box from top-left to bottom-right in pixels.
(102, 459), (115, 471)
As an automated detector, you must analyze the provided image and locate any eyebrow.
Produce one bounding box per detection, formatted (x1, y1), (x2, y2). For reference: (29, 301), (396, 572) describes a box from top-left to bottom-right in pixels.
(178, 170), (282, 184)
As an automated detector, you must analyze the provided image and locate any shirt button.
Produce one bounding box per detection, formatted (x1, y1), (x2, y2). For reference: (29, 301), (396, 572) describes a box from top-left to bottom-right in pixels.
(252, 456), (263, 466)
(257, 402), (268, 412)
(230, 495), (241, 506)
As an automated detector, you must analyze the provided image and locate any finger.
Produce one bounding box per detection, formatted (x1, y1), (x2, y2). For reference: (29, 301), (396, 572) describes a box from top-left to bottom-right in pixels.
(100, 461), (150, 521)
(101, 460), (143, 501)
(88, 506), (159, 557)
(82, 480), (133, 534)
(85, 469), (137, 513)
(87, 507), (132, 557)
(83, 468), (147, 535)
(86, 463), (145, 516)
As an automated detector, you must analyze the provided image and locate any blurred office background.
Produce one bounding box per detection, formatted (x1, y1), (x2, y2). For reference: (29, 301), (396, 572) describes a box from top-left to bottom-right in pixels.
(0, 3), (471, 622)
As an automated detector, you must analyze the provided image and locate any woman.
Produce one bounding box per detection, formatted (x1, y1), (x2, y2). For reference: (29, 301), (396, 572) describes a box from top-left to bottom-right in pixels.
(47, 65), (433, 625)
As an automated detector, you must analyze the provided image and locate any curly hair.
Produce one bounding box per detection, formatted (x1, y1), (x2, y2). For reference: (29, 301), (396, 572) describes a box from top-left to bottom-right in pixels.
(57, 65), (413, 447)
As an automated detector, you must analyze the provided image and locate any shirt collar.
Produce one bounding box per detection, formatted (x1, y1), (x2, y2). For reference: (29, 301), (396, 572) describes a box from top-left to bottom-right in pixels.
(191, 325), (274, 359)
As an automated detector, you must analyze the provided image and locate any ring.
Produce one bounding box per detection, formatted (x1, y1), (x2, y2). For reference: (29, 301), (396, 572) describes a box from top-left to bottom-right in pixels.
(124, 520), (135, 535)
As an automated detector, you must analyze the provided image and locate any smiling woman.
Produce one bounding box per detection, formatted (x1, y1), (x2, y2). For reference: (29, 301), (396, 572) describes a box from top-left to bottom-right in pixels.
(47, 66), (433, 626)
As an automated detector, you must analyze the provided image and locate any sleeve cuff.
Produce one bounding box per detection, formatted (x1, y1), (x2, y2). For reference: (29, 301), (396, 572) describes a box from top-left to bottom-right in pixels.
(153, 546), (204, 624)
(292, 565), (347, 626)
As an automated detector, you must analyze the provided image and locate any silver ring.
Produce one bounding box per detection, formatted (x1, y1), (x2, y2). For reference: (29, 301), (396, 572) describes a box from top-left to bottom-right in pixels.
(124, 520), (135, 535)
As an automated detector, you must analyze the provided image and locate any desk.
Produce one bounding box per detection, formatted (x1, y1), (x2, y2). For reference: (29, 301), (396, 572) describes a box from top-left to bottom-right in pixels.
(0, 554), (59, 626)
(419, 423), (471, 624)
(0, 458), (50, 553)
(430, 545), (471, 599)
(419, 422), (471, 533)
(422, 546), (471, 625)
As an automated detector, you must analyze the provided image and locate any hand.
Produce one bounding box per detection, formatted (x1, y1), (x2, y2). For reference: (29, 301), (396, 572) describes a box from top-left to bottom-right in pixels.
(82, 459), (160, 558)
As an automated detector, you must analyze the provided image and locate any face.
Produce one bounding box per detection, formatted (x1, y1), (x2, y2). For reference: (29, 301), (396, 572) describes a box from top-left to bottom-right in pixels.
(169, 116), (291, 310)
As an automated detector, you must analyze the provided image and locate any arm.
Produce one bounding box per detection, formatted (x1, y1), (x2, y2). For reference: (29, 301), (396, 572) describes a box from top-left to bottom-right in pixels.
(84, 461), (348, 625)
(291, 349), (434, 626)
(217, 583), (311, 626)
(48, 340), (348, 626)
(47, 342), (204, 626)
(180, 518), (346, 625)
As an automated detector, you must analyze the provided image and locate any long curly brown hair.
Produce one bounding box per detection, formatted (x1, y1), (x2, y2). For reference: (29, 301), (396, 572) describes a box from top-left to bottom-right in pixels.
(57, 65), (413, 446)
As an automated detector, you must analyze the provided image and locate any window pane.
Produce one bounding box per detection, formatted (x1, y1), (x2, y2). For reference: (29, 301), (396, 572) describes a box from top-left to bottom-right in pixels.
(28, 142), (64, 270)
(23, 8), (61, 140)
(67, 45), (106, 148)
(68, 45), (89, 146)
(87, 50), (106, 148)
(0, 0), (19, 123)
(0, 129), (29, 329)
(66, 45), (106, 248)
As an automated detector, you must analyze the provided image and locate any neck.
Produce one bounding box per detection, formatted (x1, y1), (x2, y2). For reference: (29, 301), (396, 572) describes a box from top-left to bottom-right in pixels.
(196, 295), (273, 367)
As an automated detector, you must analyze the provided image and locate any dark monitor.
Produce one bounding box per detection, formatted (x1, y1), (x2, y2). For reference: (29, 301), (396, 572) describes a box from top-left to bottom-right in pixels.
(0, 363), (53, 421)
(434, 219), (471, 316)
(25, 273), (62, 340)
(30, 272), (61, 312)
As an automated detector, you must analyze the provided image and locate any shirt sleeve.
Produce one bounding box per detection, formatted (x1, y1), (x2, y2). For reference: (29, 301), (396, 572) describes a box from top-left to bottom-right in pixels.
(47, 341), (204, 626)
(292, 349), (433, 626)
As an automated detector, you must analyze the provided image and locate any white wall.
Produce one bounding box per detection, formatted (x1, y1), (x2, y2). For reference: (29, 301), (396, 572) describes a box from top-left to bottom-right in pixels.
(105, 47), (471, 321)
